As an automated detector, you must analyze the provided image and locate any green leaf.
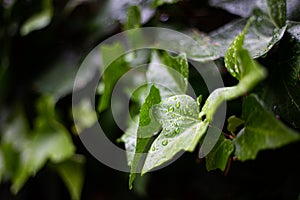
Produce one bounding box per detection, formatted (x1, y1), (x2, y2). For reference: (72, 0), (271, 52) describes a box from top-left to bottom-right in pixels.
(225, 18), (253, 80)
(12, 96), (75, 193)
(20, 0), (53, 36)
(72, 98), (98, 134)
(124, 5), (142, 30)
(120, 116), (139, 166)
(208, 0), (257, 17)
(55, 155), (85, 200)
(150, 0), (179, 8)
(206, 132), (234, 171)
(0, 109), (29, 182)
(146, 51), (189, 99)
(267, 0), (286, 28)
(227, 115), (245, 135)
(142, 95), (209, 174)
(0, 148), (3, 182)
(98, 43), (129, 112)
(233, 95), (300, 161)
(208, 16), (286, 60)
(201, 49), (266, 122)
(256, 22), (300, 129)
(129, 85), (161, 189)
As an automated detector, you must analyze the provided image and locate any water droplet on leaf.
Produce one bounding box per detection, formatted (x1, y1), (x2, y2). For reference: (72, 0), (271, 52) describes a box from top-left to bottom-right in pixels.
(162, 140), (168, 146)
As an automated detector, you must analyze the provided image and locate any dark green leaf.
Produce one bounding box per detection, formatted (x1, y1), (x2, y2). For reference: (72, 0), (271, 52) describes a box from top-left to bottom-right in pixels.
(55, 155), (85, 200)
(256, 22), (300, 129)
(267, 0), (286, 28)
(206, 132), (234, 171)
(233, 95), (300, 161)
(209, 17), (286, 60)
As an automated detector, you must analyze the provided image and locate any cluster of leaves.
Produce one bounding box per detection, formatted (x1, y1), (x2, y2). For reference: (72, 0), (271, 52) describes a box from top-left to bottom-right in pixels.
(0, 0), (299, 198)
(0, 0), (185, 198)
(96, 0), (300, 189)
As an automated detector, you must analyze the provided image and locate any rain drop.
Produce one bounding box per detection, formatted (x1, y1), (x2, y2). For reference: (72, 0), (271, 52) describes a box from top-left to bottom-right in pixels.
(162, 140), (168, 146)
(168, 106), (174, 112)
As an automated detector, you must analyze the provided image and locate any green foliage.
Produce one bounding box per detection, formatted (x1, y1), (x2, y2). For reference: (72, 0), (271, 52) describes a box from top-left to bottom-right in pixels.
(233, 95), (300, 161)
(54, 155), (85, 200)
(20, 0), (53, 36)
(1, 0), (300, 198)
(206, 132), (234, 171)
(98, 43), (129, 112)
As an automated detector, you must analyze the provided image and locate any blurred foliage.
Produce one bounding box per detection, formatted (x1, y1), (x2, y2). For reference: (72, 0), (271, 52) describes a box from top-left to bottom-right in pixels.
(0, 0), (300, 199)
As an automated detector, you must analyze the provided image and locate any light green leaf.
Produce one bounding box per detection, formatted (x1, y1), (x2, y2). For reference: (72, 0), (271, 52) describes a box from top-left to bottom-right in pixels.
(146, 51), (189, 99)
(142, 95), (209, 174)
(124, 5), (142, 30)
(129, 85), (161, 189)
(98, 43), (129, 112)
(206, 132), (234, 171)
(234, 95), (300, 161)
(72, 98), (98, 133)
(150, 0), (179, 8)
(0, 109), (29, 182)
(20, 0), (53, 36)
(55, 155), (85, 200)
(227, 115), (245, 135)
(225, 18), (253, 80)
(12, 96), (75, 193)
(201, 49), (266, 122)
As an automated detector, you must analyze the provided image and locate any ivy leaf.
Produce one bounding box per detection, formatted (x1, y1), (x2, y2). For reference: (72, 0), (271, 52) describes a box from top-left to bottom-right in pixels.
(201, 48), (266, 122)
(20, 0), (53, 36)
(256, 22), (300, 129)
(120, 116), (139, 166)
(227, 115), (245, 135)
(206, 132), (234, 171)
(209, 16), (286, 61)
(124, 5), (142, 30)
(129, 86), (161, 189)
(208, 0), (257, 17)
(224, 18), (253, 80)
(72, 98), (98, 134)
(98, 43), (129, 112)
(142, 95), (209, 174)
(266, 0), (286, 28)
(12, 96), (75, 193)
(233, 95), (300, 161)
(0, 109), (29, 183)
(150, 0), (179, 8)
(55, 155), (85, 200)
(146, 51), (189, 99)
